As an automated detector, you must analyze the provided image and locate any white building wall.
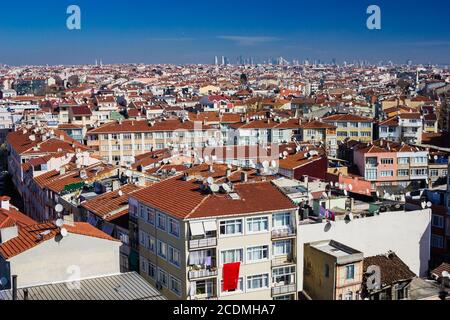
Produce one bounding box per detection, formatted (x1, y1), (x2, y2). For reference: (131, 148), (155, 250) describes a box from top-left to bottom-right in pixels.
(296, 209), (431, 291)
(8, 233), (121, 288)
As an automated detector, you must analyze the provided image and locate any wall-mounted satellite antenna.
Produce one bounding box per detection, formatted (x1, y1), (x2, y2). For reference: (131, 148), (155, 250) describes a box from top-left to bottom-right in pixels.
(206, 177), (214, 185)
(60, 228), (68, 237)
(209, 184), (219, 193)
(80, 169), (87, 180)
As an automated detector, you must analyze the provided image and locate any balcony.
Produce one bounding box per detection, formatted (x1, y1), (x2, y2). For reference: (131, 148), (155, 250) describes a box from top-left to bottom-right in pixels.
(188, 268), (218, 280)
(271, 254), (296, 267)
(271, 283), (297, 296)
(189, 237), (217, 250)
(271, 227), (296, 239)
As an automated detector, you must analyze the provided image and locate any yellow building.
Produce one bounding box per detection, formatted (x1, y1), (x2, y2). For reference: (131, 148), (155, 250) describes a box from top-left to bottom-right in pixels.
(303, 240), (364, 300)
(86, 119), (219, 166)
(322, 114), (373, 143)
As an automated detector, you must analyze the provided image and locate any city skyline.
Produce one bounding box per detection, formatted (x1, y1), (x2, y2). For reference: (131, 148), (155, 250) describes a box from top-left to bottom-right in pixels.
(1, 0), (450, 66)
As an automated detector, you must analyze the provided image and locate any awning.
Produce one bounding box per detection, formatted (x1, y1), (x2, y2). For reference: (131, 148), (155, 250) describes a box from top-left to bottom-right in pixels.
(203, 220), (217, 232)
(189, 221), (205, 237)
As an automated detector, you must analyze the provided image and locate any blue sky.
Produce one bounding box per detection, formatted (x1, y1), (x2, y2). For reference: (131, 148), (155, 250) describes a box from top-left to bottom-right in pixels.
(0, 0), (449, 65)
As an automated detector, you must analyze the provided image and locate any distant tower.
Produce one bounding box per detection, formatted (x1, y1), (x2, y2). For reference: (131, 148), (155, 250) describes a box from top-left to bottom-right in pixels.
(100, 59), (103, 68)
(95, 59), (98, 66)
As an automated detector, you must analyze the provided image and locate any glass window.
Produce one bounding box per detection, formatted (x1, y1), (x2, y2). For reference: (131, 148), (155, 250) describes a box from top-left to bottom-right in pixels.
(157, 212), (166, 231)
(432, 215), (443, 228)
(247, 274), (269, 290)
(158, 269), (168, 287)
(273, 266), (295, 284)
(247, 245), (269, 262)
(221, 249), (243, 265)
(272, 213), (291, 228)
(157, 240), (167, 260)
(168, 218), (180, 237)
(345, 265), (355, 280)
(272, 240), (291, 256)
(170, 276), (182, 296)
(168, 246), (181, 267)
(246, 217), (268, 233)
(148, 261), (156, 279)
(219, 219), (243, 236)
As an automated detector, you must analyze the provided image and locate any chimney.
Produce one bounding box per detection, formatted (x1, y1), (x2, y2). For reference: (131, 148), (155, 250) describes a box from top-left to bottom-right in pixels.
(0, 196), (10, 211)
(12, 275), (17, 301)
(303, 175), (308, 186)
(241, 172), (248, 183)
(59, 134), (64, 141)
(59, 166), (66, 175)
(226, 168), (232, 177)
(209, 165), (214, 173)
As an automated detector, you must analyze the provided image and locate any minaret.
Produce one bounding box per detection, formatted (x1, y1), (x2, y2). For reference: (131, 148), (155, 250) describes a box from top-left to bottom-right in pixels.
(100, 59), (103, 68)
(95, 59), (98, 66)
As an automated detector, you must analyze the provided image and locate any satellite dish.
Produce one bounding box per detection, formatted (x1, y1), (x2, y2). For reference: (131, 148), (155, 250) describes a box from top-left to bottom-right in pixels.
(55, 204), (64, 213)
(221, 183), (231, 193)
(262, 161), (269, 169)
(209, 184), (219, 193)
(29, 135), (36, 141)
(426, 201), (432, 208)
(344, 190), (348, 196)
(271, 160), (277, 168)
(335, 182), (340, 187)
(348, 184), (353, 191)
(80, 170), (87, 180)
(60, 228), (68, 237)
(434, 155), (438, 160)
(118, 190), (124, 197)
(206, 177), (214, 185)
(322, 192), (328, 198)
(55, 218), (64, 227)
(283, 151), (288, 157)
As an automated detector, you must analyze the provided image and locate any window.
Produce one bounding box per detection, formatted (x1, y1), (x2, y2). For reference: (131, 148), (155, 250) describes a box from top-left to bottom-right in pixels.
(397, 157), (409, 165)
(246, 217), (268, 233)
(139, 230), (146, 246)
(272, 240), (291, 256)
(360, 131), (371, 137)
(123, 133), (132, 140)
(365, 169), (377, 180)
(157, 240), (167, 260)
(148, 235), (156, 253)
(219, 219), (243, 236)
(170, 276), (182, 296)
(381, 158), (393, 165)
(411, 168), (427, 176)
(350, 122), (359, 128)
(432, 215), (444, 228)
(140, 256), (148, 273)
(397, 169), (409, 177)
(148, 261), (156, 279)
(221, 249), (243, 265)
(344, 291), (353, 300)
(380, 170), (394, 177)
(247, 245), (269, 262)
(324, 264), (330, 277)
(431, 235), (444, 248)
(272, 213), (291, 228)
(168, 218), (180, 238)
(430, 169), (439, 177)
(158, 269), (168, 287)
(146, 207), (155, 225)
(360, 122), (371, 128)
(350, 131), (359, 137)
(168, 246), (181, 267)
(345, 265), (355, 280)
(221, 277), (244, 293)
(273, 266), (295, 284)
(157, 212), (166, 231)
(247, 274), (269, 291)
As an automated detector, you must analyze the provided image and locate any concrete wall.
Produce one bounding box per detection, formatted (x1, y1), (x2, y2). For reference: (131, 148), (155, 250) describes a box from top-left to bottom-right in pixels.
(9, 233), (121, 288)
(296, 209), (431, 291)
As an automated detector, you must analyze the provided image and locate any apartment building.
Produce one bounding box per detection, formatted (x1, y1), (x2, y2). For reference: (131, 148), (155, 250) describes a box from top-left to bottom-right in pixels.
(86, 119), (219, 166)
(303, 240), (364, 300)
(353, 140), (429, 188)
(129, 173), (299, 300)
(322, 114), (373, 143)
(298, 120), (337, 157)
(378, 113), (423, 144)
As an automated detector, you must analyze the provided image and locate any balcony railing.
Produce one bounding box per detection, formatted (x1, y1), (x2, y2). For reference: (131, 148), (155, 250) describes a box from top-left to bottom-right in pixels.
(271, 255), (296, 267)
(271, 227), (296, 239)
(188, 268), (218, 280)
(272, 283), (297, 296)
(189, 237), (217, 250)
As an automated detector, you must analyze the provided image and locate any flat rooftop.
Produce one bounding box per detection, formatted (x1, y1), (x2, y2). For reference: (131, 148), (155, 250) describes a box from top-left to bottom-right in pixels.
(308, 240), (364, 264)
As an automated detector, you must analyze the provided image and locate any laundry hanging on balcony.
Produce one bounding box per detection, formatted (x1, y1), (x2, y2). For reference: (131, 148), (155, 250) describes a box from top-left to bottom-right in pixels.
(222, 262), (240, 291)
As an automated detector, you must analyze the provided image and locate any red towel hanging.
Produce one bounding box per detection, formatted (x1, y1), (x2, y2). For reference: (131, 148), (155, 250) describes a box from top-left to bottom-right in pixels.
(222, 262), (241, 291)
